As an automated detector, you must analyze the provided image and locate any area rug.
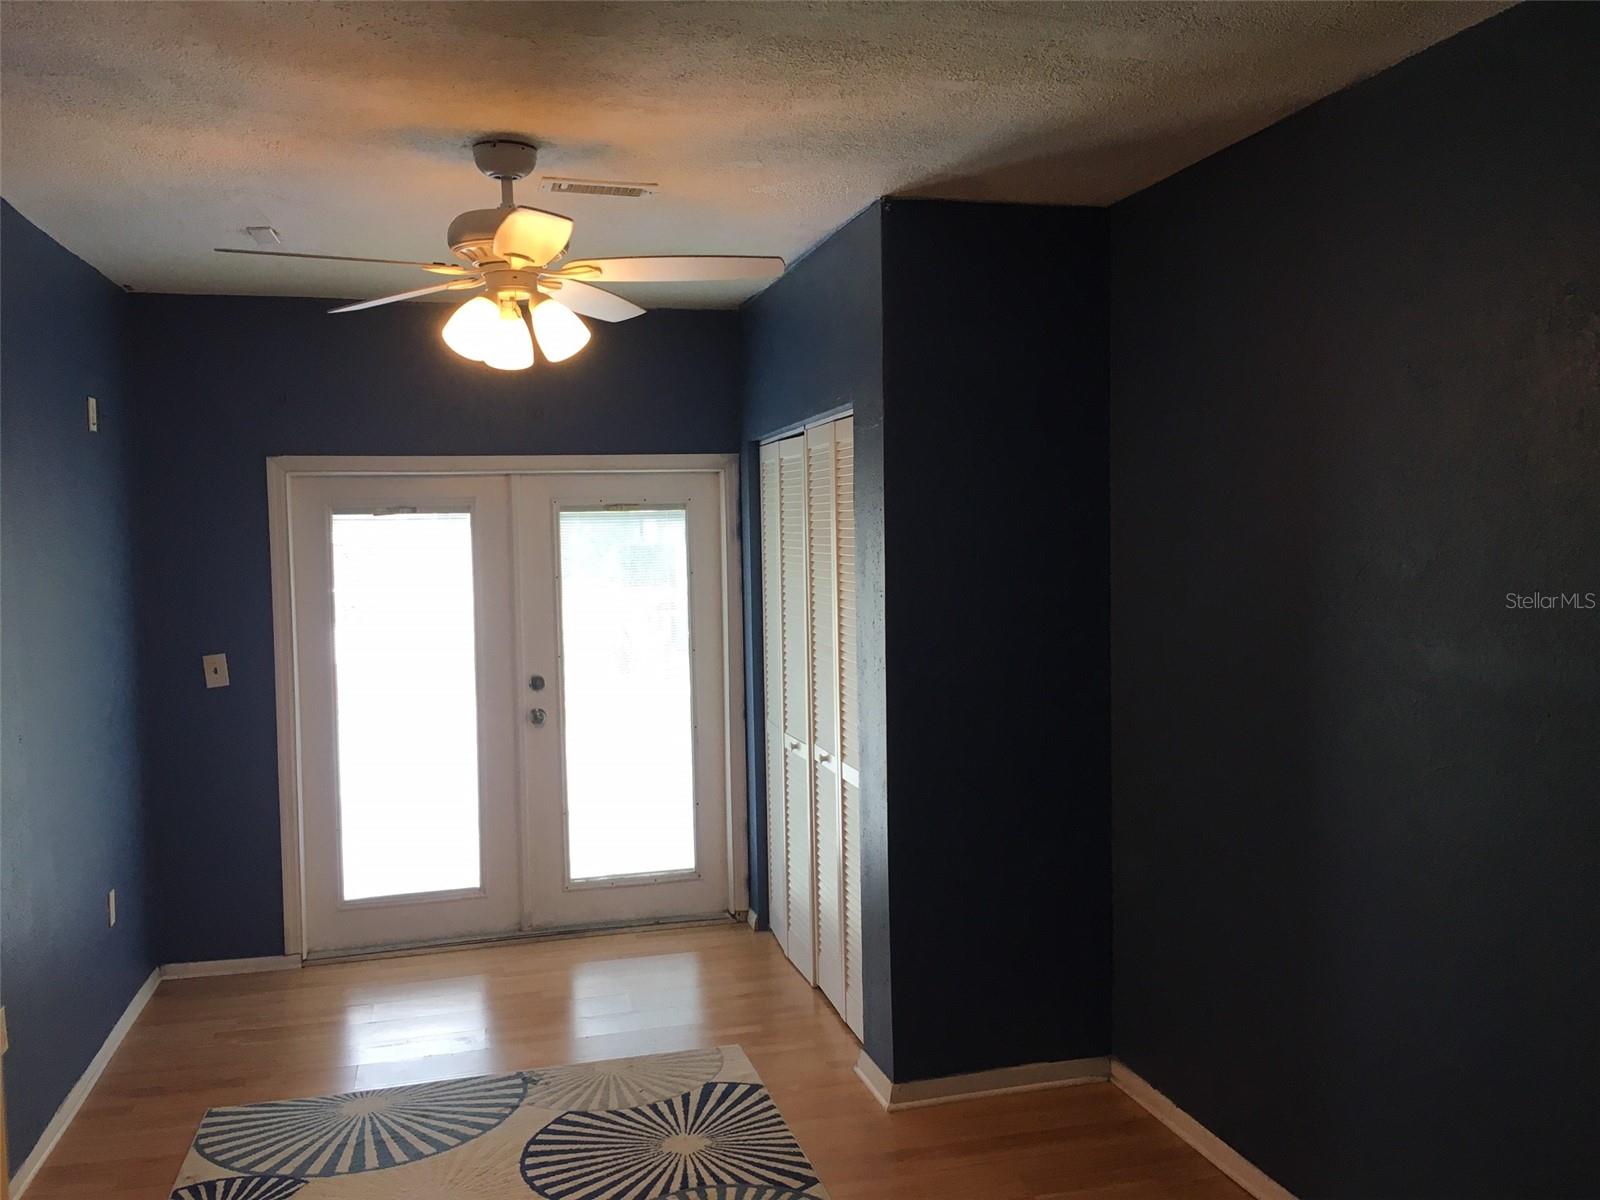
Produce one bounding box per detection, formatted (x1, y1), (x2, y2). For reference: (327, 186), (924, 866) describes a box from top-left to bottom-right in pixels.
(168, 1045), (829, 1199)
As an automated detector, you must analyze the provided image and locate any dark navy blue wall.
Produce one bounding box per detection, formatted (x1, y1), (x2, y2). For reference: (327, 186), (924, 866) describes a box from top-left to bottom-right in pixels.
(739, 204), (890, 1064)
(1111, 4), (1600, 1196)
(879, 198), (1110, 1082)
(1, 201), (153, 1167)
(125, 295), (742, 963)
(740, 199), (1110, 1082)
(742, 204), (884, 442)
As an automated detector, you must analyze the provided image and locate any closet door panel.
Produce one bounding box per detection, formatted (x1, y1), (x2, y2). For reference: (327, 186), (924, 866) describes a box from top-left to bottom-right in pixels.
(834, 417), (864, 1037)
(760, 417), (858, 1026)
(806, 422), (845, 1013)
(758, 443), (789, 953)
(777, 436), (815, 983)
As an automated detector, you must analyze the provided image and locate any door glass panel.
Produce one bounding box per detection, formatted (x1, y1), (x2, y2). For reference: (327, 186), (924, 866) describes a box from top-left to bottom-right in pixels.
(331, 511), (480, 900)
(558, 508), (695, 880)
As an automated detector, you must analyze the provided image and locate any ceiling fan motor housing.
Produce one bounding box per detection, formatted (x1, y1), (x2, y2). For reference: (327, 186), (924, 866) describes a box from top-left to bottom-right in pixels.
(472, 137), (538, 181)
(447, 208), (511, 263)
(452, 138), (553, 263)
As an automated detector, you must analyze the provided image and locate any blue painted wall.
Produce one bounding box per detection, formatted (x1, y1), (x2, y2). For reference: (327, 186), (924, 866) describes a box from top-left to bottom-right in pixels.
(1111, 4), (1600, 1195)
(739, 204), (890, 1063)
(877, 198), (1109, 1082)
(740, 199), (1111, 1082)
(1, 201), (153, 1167)
(741, 204), (884, 443)
(125, 294), (743, 963)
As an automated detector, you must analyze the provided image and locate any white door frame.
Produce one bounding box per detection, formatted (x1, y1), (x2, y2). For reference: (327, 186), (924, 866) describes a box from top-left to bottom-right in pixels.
(267, 453), (749, 958)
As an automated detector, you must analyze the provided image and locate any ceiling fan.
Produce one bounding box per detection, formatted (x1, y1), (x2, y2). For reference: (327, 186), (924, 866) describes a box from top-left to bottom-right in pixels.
(215, 138), (785, 370)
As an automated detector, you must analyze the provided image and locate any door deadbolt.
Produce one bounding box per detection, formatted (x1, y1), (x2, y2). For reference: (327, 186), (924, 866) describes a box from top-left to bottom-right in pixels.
(529, 674), (545, 691)
(529, 707), (547, 726)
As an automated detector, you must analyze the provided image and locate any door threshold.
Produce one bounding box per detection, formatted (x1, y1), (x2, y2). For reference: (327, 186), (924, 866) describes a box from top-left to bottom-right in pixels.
(303, 911), (741, 965)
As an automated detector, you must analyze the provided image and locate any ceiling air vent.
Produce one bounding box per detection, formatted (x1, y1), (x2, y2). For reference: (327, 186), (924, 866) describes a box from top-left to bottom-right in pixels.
(539, 177), (658, 199)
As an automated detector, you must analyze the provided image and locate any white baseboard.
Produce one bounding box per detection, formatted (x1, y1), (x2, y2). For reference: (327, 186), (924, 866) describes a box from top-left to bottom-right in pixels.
(854, 1050), (1109, 1111)
(11, 967), (161, 1198)
(160, 954), (302, 980)
(1111, 1059), (1296, 1200)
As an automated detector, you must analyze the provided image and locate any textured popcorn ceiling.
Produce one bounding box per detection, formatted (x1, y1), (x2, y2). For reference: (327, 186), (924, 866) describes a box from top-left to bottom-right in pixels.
(0, 1), (1503, 308)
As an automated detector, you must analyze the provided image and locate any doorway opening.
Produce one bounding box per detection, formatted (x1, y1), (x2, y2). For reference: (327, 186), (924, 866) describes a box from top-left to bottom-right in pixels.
(268, 455), (747, 957)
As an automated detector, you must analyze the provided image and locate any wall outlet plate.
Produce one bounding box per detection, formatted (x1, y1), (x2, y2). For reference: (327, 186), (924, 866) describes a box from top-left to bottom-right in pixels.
(109, 888), (117, 927)
(88, 395), (99, 432)
(202, 653), (230, 688)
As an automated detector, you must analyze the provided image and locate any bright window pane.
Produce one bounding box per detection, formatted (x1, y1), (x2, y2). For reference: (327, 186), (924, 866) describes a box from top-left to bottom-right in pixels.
(559, 508), (695, 880)
(331, 512), (480, 900)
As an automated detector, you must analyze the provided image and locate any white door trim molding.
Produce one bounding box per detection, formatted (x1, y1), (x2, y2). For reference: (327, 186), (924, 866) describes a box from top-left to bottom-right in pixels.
(267, 454), (748, 958)
(270, 454), (736, 477)
(266, 458), (305, 958)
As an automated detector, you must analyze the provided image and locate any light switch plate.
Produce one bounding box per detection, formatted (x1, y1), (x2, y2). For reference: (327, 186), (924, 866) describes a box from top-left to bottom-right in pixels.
(202, 652), (230, 688)
(88, 395), (99, 432)
(109, 888), (117, 927)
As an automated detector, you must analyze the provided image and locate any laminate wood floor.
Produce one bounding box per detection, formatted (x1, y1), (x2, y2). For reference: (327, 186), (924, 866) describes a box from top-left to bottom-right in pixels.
(24, 923), (1244, 1199)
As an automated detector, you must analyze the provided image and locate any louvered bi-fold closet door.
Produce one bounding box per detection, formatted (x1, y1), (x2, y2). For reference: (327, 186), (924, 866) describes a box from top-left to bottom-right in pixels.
(806, 421), (845, 1015)
(768, 433), (816, 983)
(834, 417), (863, 1038)
(761, 418), (858, 1031)
(758, 443), (789, 955)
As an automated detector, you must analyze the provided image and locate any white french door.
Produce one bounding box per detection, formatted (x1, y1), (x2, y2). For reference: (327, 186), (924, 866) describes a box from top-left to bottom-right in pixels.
(513, 473), (730, 927)
(285, 463), (735, 955)
(291, 476), (521, 952)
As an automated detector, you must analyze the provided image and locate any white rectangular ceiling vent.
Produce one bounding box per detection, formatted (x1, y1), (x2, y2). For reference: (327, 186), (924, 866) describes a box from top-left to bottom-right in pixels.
(539, 177), (658, 199)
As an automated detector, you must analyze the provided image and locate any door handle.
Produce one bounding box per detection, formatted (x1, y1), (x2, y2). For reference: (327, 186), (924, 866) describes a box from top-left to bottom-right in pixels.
(785, 736), (802, 752)
(815, 749), (832, 764)
(529, 707), (547, 726)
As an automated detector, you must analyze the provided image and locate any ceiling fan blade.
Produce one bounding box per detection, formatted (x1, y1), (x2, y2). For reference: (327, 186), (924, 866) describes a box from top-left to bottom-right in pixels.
(551, 255), (785, 283)
(491, 207), (575, 268)
(328, 279), (481, 314)
(215, 247), (472, 275)
(540, 279), (646, 323)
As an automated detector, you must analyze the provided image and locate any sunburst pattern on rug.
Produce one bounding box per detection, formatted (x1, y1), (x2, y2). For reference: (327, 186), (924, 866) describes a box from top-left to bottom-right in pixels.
(169, 1046), (828, 1200)
(520, 1081), (819, 1199)
(522, 1048), (725, 1112)
(294, 1105), (546, 1199)
(193, 1072), (527, 1177)
(171, 1178), (307, 1200)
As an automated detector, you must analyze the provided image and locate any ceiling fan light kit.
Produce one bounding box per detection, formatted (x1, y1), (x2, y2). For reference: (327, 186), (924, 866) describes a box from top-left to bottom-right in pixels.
(442, 295), (533, 371)
(530, 296), (592, 362)
(215, 137), (786, 372)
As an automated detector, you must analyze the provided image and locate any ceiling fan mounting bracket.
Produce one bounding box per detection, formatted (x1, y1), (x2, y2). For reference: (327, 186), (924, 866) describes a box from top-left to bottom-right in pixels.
(472, 138), (538, 182)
